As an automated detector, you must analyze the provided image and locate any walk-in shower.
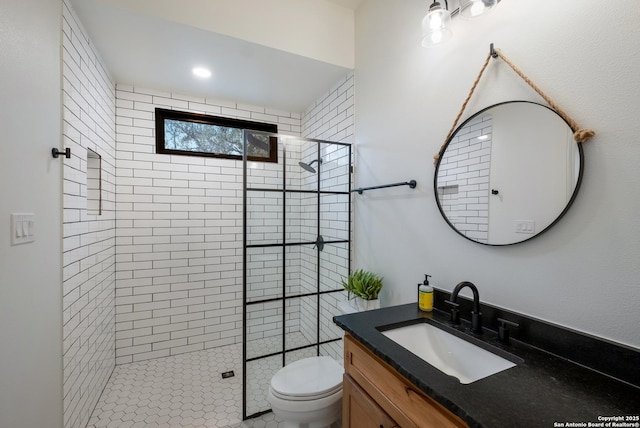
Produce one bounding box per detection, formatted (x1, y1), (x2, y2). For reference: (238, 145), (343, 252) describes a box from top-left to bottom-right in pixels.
(242, 132), (352, 419)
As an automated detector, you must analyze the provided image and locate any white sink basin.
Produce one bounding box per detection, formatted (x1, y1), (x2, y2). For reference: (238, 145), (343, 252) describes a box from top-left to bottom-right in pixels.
(381, 322), (517, 384)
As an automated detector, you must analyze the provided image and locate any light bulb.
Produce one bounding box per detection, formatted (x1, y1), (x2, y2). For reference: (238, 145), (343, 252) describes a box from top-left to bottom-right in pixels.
(421, 1), (452, 47)
(431, 31), (443, 44)
(470, 0), (485, 16)
(460, 0), (497, 19)
(429, 13), (443, 30)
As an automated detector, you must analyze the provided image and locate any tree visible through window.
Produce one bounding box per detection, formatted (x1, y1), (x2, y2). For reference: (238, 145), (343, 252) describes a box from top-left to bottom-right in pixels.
(155, 108), (277, 162)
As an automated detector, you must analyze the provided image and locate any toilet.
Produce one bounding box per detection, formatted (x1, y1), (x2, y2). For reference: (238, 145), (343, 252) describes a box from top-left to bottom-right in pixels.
(267, 356), (344, 428)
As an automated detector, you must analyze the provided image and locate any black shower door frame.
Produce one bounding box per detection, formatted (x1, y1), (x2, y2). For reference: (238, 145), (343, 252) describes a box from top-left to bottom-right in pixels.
(241, 133), (352, 420)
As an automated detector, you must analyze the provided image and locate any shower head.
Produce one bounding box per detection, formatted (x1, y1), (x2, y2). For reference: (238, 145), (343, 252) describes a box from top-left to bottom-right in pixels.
(298, 158), (322, 173)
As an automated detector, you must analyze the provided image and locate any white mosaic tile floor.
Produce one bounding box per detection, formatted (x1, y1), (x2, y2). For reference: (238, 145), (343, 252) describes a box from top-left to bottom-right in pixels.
(87, 342), (341, 428)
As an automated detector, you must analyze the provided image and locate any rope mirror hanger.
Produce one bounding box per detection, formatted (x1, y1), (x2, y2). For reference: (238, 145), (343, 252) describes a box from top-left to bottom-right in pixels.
(433, 43), (595, 165)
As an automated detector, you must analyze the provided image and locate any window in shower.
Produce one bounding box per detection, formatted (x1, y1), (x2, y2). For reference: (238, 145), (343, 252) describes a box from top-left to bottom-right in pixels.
(155, 107), (278, 162)
(243, 135), (352, 419)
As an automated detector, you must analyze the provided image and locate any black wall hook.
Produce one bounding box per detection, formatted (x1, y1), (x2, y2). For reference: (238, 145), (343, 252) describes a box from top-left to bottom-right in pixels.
(52, 148), (71, 159)
(490, 43), (498, 58)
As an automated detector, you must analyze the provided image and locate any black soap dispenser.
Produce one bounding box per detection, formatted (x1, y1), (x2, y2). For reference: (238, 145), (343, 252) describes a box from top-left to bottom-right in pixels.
(418, 274), (433, 312)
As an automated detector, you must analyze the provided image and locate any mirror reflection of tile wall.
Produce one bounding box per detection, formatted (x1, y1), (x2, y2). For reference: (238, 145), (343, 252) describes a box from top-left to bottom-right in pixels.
(437, 114), (493, 244)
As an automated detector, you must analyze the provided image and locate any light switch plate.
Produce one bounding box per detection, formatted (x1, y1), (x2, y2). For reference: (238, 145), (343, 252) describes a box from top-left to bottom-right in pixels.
(11, 213), (35, 245)
(514, 220), (535, 234)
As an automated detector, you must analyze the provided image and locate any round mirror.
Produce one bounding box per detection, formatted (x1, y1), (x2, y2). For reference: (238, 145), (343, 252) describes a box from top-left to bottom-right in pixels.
(434, 101), (583, 246)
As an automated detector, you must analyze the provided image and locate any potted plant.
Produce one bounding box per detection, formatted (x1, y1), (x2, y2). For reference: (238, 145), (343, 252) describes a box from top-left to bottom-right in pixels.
(341, 269), (383, 311)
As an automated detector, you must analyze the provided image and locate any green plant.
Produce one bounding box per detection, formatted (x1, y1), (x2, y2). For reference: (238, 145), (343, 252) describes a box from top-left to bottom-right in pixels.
(341, 269), (383, 300)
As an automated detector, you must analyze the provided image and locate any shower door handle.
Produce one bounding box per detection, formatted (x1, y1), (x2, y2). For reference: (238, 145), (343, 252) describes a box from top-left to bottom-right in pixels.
(313, 235), (325, 252)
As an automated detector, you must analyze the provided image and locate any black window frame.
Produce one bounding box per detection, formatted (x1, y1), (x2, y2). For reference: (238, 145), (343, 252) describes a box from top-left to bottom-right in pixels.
(155, 107), (278, 163)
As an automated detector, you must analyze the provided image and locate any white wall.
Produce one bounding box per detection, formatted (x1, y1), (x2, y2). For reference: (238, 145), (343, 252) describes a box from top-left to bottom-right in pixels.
(0, 0), (64, 427)
(61, 2), (117, 428)
(354, 0), (640, 348)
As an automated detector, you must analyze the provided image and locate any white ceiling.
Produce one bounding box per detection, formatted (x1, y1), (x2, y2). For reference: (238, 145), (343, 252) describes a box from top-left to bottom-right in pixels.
(69, 0), (365, 113)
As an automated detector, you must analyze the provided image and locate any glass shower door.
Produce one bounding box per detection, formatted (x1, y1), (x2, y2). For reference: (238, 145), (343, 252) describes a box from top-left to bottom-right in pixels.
(242, 133), (351, 419)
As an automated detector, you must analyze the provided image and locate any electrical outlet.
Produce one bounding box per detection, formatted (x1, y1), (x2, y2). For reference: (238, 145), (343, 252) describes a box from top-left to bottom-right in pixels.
(514, 220), (535, 234)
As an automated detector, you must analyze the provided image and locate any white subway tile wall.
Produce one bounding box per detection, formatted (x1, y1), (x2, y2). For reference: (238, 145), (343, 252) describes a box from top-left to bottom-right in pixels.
(114, 87), (308, 364)
(300, 74), (355, 363)
(115, 72), (354, 365)
(62, 2), (117, 428)
(436, 115), (492, 243)
(302, 74), (355, 143)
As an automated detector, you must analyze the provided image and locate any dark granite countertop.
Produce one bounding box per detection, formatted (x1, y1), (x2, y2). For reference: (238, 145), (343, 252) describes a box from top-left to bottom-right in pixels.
(334, 303), (640, 428)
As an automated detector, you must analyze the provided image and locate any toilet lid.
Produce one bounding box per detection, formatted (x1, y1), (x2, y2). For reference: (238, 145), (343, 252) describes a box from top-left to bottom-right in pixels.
(270, 356), (343, 399)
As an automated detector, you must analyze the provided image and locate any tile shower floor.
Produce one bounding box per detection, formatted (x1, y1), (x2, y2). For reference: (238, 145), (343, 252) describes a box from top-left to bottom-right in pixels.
(87, 342), (340, 428)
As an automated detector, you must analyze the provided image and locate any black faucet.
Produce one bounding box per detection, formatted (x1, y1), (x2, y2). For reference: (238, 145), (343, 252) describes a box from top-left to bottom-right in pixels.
(445, 281), (483, 334)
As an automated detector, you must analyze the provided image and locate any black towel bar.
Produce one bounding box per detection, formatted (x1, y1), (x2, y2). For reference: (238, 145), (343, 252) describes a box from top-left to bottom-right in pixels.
(351, 180), (417, 195)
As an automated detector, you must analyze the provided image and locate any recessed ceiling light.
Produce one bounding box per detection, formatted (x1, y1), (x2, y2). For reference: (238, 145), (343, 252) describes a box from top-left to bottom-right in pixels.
(478, 135), (489, 140)
(192, 67), (212, 78)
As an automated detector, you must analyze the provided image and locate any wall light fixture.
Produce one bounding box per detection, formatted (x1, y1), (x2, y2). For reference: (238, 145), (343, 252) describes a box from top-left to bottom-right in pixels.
(422, 0), (499, 47)
(422, 1), (452, 47)
(460, 0), (497, 18)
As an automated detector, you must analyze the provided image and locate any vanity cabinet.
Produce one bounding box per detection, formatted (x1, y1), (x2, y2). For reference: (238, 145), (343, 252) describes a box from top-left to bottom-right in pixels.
(343, 334), (468, 428)
(343, 374), (399, 428)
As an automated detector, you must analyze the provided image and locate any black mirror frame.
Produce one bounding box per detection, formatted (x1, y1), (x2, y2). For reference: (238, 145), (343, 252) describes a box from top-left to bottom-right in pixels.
(433, 101), (585, 246)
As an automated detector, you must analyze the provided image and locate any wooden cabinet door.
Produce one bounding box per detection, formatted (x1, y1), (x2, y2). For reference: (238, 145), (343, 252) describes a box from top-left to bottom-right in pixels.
(343, 374), (399, 428)
(344, 334), (468, 428)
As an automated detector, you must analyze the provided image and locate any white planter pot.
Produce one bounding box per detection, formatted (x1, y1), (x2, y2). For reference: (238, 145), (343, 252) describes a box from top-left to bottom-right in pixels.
(351, 297), (380, 312)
